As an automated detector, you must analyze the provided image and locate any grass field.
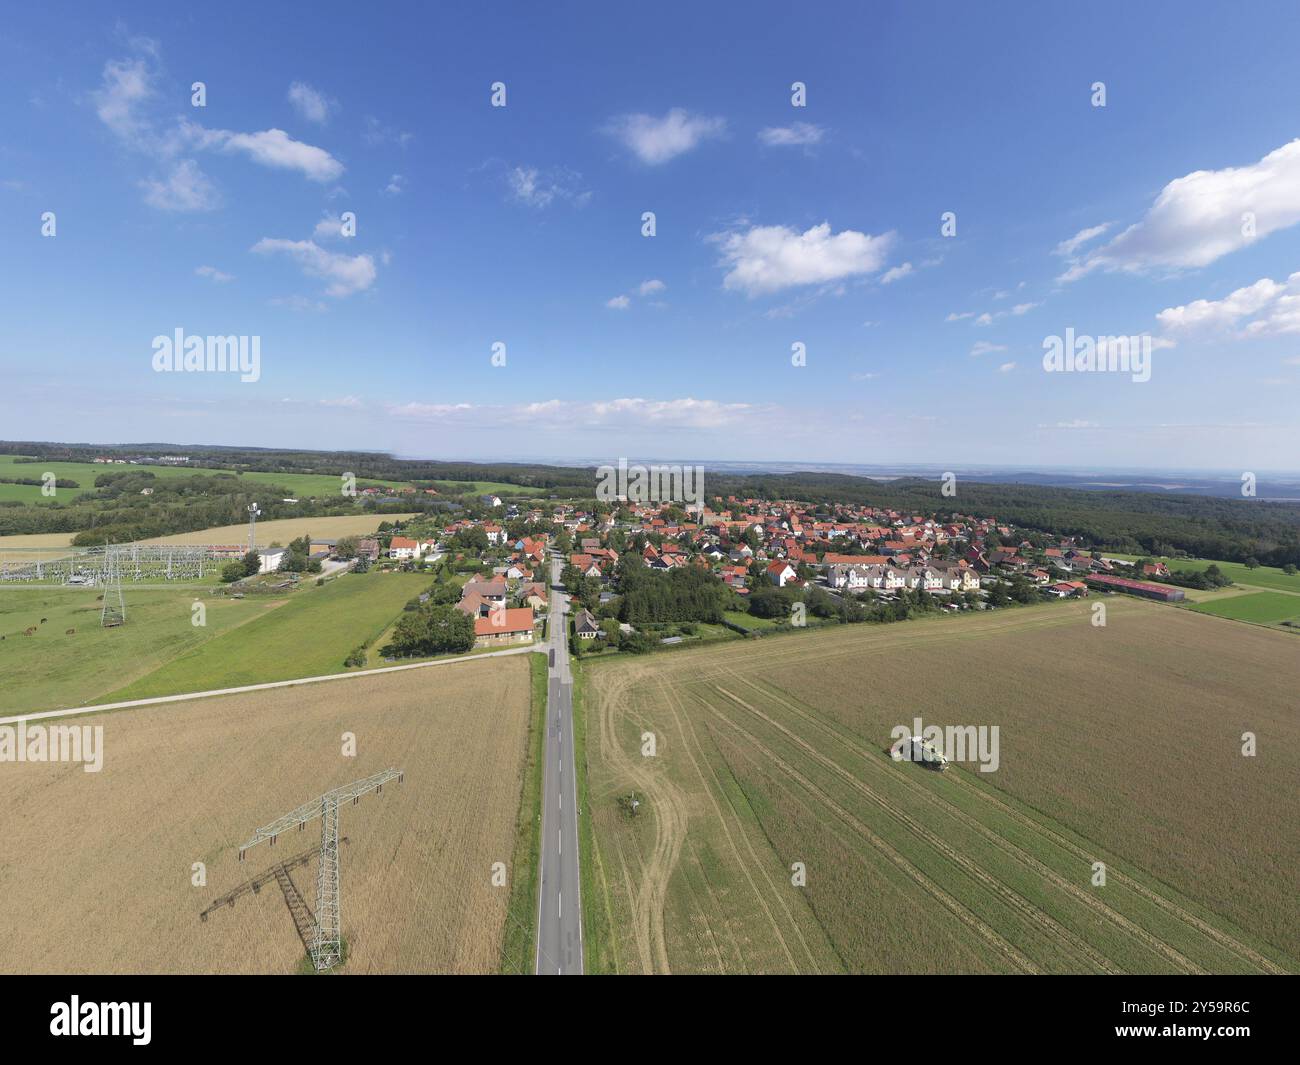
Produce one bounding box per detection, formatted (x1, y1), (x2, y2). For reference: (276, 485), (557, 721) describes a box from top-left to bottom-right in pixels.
(101, 571), (429, 702)
(0, 514), (417, 560)
(1108, 553), (1300, 595)
(0, 455), (409, 505)
(581, 599), (1299, 974)
(499, 653), (548, 973)
(1190, 591), (1300, 626)
(724, 609), (778, 630)
(0, 587), (284, 714)
(0, 657), (532, 973)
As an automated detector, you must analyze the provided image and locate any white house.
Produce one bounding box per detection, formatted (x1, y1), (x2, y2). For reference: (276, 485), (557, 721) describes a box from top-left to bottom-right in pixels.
(766, 560), (797, 587)
(388, 536), (421, 560)
(827, 564), (875, 591)
(258, 547), (288, 573)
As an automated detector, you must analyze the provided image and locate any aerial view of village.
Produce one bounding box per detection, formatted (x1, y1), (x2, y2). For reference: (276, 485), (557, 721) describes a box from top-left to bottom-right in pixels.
(1, 0), (1295, 1045)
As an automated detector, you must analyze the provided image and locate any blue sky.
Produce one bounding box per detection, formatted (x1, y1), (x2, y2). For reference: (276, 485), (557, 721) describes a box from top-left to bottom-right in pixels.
(3, 0), (1300, 470)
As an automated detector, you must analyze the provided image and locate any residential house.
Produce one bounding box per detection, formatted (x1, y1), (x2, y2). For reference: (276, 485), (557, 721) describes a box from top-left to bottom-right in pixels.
(574, 609), (601, 639)
(474, 607), (534, 647)
(766, 560), (797, 587)
(388, 536), (421, 560)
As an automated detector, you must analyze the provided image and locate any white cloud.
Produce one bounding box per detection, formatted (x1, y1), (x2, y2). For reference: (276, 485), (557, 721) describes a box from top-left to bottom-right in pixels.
(195, 264), (234, 283)
(638, 279), (666, 296)
(388, 397), (763, 432)
(881, 262), (914, 284)
(287, 82), (332, 124)
(1157, 277), (1285, 332)
(318, 395), (362, 408)
(946, 311), (975, 321)
(141, 160), (220, 211)
(604, 109), (725, 165)
(382, 173), (405, 197)
(92, 57), (153, 142)
(184, 121), (343, 182)
(1044, 419), (1100, 429)
(975, 312), (994, 326)
(252, 238), (376, 297)
(998, 362), (1016, 373)
(714, 221), (896, 296)
(1011, 301), (1040, 315)
(1059, 139), (1300, 280)
(757, 122), (825, 148)
(313, 212), (348, 241)
(606, 295), (630, 310)
(1053, 223), (1111, 258)
(970, 341), (1007, 356)
(362, 116), (413, 147)
(506, 165), (588, 208)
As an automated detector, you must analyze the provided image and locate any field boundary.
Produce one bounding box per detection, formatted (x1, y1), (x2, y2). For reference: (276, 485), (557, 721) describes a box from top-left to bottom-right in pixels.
(0, 644), (542, 726)
(499, 654), (548, 974)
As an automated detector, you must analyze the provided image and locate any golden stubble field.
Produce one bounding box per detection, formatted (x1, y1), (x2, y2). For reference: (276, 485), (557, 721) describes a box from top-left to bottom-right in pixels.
(0, 656), (531, 973)
(0, 514), (417, 562)
(584, 598), (1300, 974)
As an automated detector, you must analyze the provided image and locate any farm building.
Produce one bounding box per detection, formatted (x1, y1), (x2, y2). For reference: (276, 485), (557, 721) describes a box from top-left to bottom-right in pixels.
(1086, 573), (1185, 601)
(473, 607), (535, 647)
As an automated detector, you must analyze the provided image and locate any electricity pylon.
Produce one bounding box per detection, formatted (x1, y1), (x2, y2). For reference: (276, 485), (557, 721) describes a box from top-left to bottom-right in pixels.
(100, 546), (126, 627)
(238, 769), (404, 971)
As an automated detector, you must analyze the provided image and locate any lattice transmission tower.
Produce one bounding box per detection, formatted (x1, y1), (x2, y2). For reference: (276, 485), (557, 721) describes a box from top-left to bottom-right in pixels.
(100, 546), (126, 627)
(238, 768), (404, 971)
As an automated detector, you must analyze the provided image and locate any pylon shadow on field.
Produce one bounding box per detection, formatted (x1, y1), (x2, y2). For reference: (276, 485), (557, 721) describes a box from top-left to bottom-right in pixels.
(199, 837), (350, 957)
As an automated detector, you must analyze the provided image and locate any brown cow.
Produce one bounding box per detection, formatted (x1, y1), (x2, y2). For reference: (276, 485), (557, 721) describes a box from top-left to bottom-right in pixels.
(24, 626), (37, 636)
(66, 628), (76, 635)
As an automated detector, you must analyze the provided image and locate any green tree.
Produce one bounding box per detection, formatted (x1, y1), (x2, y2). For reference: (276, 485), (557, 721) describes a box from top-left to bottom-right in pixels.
(389, 603), (476, 656)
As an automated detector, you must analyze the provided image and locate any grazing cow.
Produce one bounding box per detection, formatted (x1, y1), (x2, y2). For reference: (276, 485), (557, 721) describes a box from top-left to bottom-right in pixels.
(24, 626), (36, 636)
(66, 628), (75, 635)
(40, 617), (47, 624)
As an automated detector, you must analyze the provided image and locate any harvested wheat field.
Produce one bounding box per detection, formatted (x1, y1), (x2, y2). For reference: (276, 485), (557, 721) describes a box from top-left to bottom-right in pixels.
(582, 598), (1300, 975)
(0, 656), (531, 974)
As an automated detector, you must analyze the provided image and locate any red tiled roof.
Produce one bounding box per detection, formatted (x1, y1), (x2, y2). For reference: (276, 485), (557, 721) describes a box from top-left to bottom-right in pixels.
(474, 608), (535, 636)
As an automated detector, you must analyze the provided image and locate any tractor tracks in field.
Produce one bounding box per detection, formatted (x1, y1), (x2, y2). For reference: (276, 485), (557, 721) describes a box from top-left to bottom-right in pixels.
(656, 676), (822, 974)
(695, 688), (1042, 973)
(708, 681), (1124, 974)
(718, 671), (1287, 976)
(592, 666), (688, 974)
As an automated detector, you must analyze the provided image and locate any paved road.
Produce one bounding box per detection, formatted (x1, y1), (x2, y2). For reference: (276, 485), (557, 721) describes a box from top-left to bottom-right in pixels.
(535, 554), (583, 974)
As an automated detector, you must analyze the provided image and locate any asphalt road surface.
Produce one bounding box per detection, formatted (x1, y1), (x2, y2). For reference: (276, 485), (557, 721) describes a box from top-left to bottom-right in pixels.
(535, 553), (584, 974)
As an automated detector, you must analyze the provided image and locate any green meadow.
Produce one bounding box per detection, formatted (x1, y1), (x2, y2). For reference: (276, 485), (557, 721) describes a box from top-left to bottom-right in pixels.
(1108, 553), (1300, 594)
(102, 570), (429, 701)
(0, 585), (282, 714)
(1190, 591), (1300, 626)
